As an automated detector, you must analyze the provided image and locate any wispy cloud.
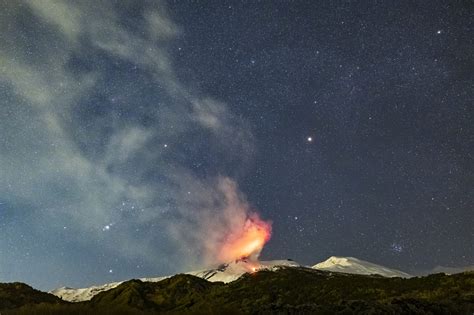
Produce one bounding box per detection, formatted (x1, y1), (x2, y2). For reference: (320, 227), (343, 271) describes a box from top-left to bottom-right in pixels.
(0, 0), (256, 285)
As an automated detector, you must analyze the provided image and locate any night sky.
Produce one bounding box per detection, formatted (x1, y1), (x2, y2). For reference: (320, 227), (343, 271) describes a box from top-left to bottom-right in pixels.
(0, 1), (472, 291)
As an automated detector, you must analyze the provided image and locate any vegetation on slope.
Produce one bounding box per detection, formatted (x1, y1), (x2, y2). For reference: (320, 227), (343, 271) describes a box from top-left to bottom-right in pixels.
(2, 268), (473, 314)
(0, 282), (65, 310)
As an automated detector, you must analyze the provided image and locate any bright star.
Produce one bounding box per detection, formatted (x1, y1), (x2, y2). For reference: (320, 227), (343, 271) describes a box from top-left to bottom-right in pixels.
(390, 243), (403, 253)
(307, 137), (313, 142)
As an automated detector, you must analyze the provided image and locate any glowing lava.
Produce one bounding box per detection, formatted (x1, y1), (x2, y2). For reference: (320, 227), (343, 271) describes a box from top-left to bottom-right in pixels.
(218, 213), (272, 262)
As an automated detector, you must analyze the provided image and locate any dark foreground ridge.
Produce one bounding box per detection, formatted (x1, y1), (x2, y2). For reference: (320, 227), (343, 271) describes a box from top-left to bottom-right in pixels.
(1, 267), (473, 314)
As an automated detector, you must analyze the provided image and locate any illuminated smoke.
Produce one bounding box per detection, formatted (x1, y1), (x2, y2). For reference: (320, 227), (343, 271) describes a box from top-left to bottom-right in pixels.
(217, 213), (272, 262)
(197, 177), (272, 264)
(169, 177), (272, 267)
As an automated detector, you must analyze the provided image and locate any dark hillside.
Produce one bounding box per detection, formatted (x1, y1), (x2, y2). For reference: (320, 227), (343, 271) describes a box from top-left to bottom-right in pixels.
(2, 269), (473, 314)
(0, 282), (65, 310)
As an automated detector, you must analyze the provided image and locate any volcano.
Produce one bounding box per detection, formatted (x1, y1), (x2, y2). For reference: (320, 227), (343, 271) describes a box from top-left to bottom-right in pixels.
(51, 258), (300, 302)
(51, 256), (413, 302)
(191, 257), (301, 282)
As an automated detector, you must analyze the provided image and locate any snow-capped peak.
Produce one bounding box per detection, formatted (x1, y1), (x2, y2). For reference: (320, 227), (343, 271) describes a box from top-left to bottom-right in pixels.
(190, 258), (300, 282)
(312, 256), (411, 278)
(51, 256), (413, 303)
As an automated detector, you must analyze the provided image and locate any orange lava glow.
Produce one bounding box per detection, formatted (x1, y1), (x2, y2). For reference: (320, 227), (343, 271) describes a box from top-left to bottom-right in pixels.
(218, 213), (272, 262)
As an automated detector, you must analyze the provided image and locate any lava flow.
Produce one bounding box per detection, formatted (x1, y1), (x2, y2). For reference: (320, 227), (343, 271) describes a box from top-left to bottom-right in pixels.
(218, 213), (272, 263)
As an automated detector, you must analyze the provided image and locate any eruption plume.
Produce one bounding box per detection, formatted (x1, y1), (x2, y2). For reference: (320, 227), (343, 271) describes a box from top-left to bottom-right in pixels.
(218, 212), (272, 262)
(207, 178), (272, 264)
(172, 177), (272, 266)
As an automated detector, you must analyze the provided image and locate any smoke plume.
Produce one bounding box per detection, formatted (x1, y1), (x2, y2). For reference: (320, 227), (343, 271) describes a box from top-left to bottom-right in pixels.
(169, 177), (272, 266)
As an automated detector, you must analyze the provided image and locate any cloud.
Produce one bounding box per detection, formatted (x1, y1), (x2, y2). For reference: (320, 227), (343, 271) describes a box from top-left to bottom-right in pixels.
(25, 0), (82, 41)
(146, 10), (182, 40)
(0, 0), (257, 283)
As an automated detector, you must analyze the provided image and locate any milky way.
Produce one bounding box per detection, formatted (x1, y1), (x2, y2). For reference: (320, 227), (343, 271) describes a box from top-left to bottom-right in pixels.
(0, 1), (472, 290)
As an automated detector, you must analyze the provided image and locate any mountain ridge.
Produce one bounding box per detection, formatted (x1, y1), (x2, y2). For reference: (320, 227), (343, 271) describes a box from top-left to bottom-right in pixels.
(51, 258), (300, 302)
(3, 268), (474, 314)
(51, 256), (410, 302)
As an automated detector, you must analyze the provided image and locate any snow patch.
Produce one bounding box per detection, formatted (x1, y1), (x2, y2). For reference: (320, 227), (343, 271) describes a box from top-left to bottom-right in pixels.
(312, 256), (411, 278)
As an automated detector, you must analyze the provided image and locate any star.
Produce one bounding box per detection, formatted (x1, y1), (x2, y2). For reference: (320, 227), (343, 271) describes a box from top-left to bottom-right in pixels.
(307, 137), (313, 142)
(390, 243), (403, 253)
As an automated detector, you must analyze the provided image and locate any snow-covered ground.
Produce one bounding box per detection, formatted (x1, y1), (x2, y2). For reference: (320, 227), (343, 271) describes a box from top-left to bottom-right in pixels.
(50, 280), (135, 303)
(312, 256), (411, 278)
(189, 258), (301, 283)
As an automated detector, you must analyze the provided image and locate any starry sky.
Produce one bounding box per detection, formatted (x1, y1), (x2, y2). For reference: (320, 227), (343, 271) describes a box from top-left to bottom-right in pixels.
(0, 1), (472, 291)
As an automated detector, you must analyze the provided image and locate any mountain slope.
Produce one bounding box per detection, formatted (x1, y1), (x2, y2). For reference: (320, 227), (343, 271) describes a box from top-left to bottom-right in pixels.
(51, 276), (168, 303)
(5, 269), (474, 314)
(0, 282), (65, 310)
(313, 256), (411, 278)
(51, 256), (414, 302)
(88, 275), (219, 314)
(51, 258), (300, 302)
(428, 265), (474, 275)
(189, 258), (300, 282)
